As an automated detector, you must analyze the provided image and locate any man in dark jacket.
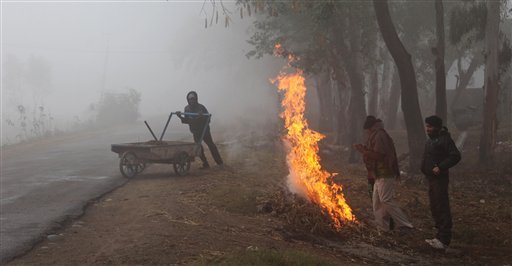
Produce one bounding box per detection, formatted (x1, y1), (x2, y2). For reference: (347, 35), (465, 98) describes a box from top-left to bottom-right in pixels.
(422, 115), (461, 250)
(177, 91), (223, 169)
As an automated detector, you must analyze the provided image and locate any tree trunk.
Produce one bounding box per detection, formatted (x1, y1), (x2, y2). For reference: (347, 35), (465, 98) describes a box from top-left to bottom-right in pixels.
(346, 17), (367, 163)
(434, 0), (447, 123)
(373, 0), (425, 172)
(368, 58), (379, 116)
(450, 56), (481, 110)
(379, 53), (393, 118)
(479, 0), (500, 165)
(333, 68), (350, 146)
(314, 71), (335, 133)
(331, 14), (367, 160)
(386, 69), (401, 130)
(346, 70), (367, 163)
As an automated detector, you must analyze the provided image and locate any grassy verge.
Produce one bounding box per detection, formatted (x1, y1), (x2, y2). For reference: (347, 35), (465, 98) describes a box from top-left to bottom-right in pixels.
(195, 248), (340, 266)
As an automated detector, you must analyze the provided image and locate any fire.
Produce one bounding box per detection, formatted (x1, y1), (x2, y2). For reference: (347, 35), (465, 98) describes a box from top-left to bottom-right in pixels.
(274, 69), (356, 230)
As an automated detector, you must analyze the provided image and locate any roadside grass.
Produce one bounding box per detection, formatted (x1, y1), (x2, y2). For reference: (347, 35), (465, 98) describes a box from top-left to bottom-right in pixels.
(195, 248), (339, 266)
(209, 185), (261, 215)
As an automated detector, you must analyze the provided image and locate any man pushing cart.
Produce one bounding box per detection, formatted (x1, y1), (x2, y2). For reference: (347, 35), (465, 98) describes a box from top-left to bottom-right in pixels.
(110, 91), (223, 177)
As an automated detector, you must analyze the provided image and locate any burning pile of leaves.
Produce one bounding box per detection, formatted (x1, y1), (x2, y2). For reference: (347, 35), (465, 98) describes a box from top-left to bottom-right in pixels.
(261, 187), (355, 238)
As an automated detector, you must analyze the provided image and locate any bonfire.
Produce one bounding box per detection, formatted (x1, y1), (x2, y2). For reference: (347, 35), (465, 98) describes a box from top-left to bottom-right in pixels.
(274, 56), (356, 230)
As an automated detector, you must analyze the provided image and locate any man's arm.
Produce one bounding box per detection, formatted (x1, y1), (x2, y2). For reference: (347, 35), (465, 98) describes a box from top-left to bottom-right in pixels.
(438, 136), (461, 170)
(354, 143), (385, 161)
(420, 142), (430, 175)
(177, 106), (192, 124)
(362, 149), (386, 161)
(198, 104), (209, 115)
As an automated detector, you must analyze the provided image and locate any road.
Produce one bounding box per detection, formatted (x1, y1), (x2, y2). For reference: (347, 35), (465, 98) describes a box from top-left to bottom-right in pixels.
(0, 121), (191, 263)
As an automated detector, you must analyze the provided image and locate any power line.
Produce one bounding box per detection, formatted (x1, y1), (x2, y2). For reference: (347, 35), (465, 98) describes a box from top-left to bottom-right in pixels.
(2, 43), (171, 54)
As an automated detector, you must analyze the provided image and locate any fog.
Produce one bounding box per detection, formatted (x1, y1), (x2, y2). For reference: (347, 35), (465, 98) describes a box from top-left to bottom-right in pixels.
(2, 2), (284, 144)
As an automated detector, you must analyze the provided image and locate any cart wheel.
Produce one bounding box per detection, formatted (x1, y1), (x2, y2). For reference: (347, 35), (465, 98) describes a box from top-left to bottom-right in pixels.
(136, 162), (146, 174)
(119, 152), (142, 178)
(173, 152), (191, 176)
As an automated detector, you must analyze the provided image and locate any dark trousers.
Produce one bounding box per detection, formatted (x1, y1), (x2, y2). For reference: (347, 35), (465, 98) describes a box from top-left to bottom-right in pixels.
(193, 129), (223, 166)
(427, 176), (452, 246)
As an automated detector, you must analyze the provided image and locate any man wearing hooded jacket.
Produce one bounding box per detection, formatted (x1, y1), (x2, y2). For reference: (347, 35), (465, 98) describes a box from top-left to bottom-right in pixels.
(422, 115), (461, 250)
(177, 91), (223, 169)
(355, 116), (414, 233)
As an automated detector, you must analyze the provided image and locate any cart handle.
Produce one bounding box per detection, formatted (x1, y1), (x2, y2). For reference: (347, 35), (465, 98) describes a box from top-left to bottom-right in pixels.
(144, 121), (159, 141)
(159, 112), (212, 141)
(159, 113), (174, 141)
(172, 112), (212, 117)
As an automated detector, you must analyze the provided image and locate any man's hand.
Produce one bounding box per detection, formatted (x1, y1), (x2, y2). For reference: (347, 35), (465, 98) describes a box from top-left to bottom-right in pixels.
(353, 143), (366, 153)
(432, 166), (441, 175)
(175, 111), (182, 116)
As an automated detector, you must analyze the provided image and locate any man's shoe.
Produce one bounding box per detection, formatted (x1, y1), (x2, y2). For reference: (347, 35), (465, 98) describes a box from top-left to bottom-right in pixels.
(199, 165), (210, 170)
(425, 238), (447, 250)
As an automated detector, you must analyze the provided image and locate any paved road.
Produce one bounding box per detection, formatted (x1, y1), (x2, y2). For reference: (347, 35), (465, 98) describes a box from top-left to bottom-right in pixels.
(0, 121), (191, 263)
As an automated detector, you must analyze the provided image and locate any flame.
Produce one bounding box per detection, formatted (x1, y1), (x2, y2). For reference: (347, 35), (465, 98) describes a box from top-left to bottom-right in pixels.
(274, 67), (356, 230)
(274, 43), (284, 57)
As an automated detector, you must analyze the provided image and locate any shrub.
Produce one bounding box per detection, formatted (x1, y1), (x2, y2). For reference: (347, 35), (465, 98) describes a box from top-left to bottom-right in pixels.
(95, 88), (141, 126)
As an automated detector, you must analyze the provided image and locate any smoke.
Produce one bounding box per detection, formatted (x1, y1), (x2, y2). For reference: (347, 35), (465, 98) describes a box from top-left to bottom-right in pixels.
(282, 140), (309, 200)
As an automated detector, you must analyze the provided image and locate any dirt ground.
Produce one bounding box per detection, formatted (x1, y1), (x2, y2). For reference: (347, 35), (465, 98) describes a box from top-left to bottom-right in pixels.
(8, 127), (512, 265)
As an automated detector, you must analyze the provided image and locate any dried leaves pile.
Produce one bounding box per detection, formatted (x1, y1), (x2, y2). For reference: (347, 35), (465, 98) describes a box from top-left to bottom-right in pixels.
(263, 188), (354, 238)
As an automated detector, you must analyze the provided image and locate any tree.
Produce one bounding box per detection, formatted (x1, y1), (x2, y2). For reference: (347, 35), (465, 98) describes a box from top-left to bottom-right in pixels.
(244, 1), (371, 155)
(328, 4), (371, 162)
(26, 55), (52, 105)
(373, 0), (425, 171)
(450, 54), (483, 111)
(2, 54), (25, 107)
(479, 0), (501, 165)
(386, 69), (401, 130)
(434, 0), (447, 122)
(448, 1), (511, 132)
(96, 88), (142, 126)
(313, 71), (336, 133)
(367, 47), (380, 117)
(448, 1), (486, 120)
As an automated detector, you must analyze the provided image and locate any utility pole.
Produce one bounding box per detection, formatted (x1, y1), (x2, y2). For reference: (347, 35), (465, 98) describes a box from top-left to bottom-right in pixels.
(100, 38), (110, 101)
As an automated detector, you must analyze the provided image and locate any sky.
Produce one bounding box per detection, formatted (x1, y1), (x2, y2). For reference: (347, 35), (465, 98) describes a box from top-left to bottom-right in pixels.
(1, 1), (284, 141)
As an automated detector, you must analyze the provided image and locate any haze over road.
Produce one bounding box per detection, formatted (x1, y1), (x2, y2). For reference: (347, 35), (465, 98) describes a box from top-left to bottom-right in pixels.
(0, 120), (191, 263)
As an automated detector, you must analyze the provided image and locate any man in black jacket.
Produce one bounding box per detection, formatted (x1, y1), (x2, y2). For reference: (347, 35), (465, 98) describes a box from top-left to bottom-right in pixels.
(422, 115), (461, 250)
(177, 91), (223, 169)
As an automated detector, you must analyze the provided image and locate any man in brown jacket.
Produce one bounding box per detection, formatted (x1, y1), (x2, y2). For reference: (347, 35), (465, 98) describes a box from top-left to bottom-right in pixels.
(355, 116), (413, 232)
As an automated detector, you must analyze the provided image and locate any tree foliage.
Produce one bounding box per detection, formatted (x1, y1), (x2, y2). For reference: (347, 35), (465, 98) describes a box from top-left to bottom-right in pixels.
(95, 88), (141, 126)
(449, 2), (487, 47)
